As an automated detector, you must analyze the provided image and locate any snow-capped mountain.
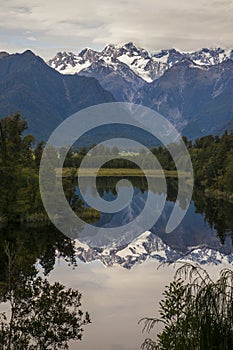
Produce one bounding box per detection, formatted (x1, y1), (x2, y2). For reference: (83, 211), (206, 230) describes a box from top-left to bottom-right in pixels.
(75, 231), (233, 269)
(47, 43), (233, 105)
(0, 46), (232, 141)
(48, 42), (233, 83)
(48, 43), (148, 101)
(137, 58), (233, 138)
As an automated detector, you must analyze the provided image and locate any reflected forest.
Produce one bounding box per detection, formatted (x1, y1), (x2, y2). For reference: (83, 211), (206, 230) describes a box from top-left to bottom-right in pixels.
(0, 114), (233, 349)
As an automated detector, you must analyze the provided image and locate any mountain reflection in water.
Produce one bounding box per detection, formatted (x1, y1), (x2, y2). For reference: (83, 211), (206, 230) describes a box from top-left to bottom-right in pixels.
(0, 176), (233, 349)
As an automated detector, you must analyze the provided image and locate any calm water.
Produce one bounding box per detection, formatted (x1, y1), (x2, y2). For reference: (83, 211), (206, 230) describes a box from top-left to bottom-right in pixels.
(75, 177), (233, 259)
(1, 177), (233, 349)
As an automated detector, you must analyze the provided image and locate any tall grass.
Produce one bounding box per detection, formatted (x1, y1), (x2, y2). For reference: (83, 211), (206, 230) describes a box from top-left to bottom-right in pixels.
(140, 263), (233, 350)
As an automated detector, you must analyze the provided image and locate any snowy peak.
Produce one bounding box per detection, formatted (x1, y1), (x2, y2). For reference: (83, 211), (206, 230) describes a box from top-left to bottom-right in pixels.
(171, 57), (210, 71)
(75, 231), (175, 269)
(47, 43), (233, 83)
(78, 47), (99, 62)
(153, 48), (184, 65)
(47, 42), (154, 81)
(74, 231), (233, 269)
(46, 43), (233, 136)
(47, 47), (102, 74)
(47, 50), (93, 74)
(187, 47), (232, 66)
(100, 42), (150, 59)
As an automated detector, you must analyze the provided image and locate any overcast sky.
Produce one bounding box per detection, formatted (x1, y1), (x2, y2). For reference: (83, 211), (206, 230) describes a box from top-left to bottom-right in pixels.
(0, 0), (232, 59)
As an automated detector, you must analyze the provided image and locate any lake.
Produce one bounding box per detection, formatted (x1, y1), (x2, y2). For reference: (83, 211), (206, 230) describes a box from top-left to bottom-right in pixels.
(0, 177), (233, 349)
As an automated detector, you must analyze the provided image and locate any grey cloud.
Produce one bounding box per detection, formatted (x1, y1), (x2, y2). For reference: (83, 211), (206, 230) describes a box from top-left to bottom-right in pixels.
(10, 6), (32, 14)
(0, 0), (232, 59)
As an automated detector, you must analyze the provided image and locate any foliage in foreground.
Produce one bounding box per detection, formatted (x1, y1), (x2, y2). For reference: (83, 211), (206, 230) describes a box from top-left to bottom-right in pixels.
(0, 243), (90, 349)
(140, 263), (233, 350)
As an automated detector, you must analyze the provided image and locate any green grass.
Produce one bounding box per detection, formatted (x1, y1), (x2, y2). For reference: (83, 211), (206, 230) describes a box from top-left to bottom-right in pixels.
(77, 207), (100, 222)
(57, 167), (191, 178)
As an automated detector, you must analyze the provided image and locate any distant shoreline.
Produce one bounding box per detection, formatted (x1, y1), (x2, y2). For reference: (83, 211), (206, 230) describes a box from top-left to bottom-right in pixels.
(56, 168), (189, 178)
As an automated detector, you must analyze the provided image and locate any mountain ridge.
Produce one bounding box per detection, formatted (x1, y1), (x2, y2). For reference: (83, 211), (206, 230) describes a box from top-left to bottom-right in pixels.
(0, 50), (115, 140)
(1, 45), (233, 141)
(137, 58), (233, 138)
(47, 44), (233, 138)
(47, 42), (233, 83)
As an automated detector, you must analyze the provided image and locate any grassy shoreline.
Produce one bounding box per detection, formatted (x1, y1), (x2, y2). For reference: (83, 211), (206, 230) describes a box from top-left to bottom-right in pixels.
(57, 168), (190, 178)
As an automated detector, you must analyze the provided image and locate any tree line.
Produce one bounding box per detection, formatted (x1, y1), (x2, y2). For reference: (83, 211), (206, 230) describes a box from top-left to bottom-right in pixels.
(0, 113), (232, 223)
(64, 131), (233, 197)
(0, 114), (99, 223)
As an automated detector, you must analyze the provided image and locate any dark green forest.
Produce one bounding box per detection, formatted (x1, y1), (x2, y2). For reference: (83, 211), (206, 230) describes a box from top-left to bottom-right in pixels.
(0, 113), (232, 224)
(0, 114), (92, 348)
(64, 129), (233, 199)
(154, 132), (233, 198)
(0, 114), (99, 223)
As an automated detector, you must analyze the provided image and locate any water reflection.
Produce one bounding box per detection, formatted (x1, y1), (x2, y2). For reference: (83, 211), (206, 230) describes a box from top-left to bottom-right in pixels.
(0, 225), (77, 276)
(0, 177), (233, 349)
(75, 176), (233, 267)
(193, 190), (233, 243)
(0, 226), (90, 349)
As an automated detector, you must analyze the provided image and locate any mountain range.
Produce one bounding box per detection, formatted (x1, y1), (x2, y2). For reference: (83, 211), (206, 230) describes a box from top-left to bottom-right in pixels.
(48, 43), (233, 139)
(75, 231), (233, 269)
(73, 187), (233, 269)
(0, 46), (232, 267)
(48, 43), (233, 83)
(0, 43), (232, 141)
(0, 50), (114, 140)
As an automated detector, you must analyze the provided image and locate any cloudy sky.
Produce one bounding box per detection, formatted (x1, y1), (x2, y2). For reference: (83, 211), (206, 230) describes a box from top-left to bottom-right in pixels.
(0, 0), (232, 59)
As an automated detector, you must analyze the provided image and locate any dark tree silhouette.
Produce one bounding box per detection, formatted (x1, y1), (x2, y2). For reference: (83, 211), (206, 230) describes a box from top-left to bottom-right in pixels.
(0, 242), (90, 350)
(140, 263), (233, 350)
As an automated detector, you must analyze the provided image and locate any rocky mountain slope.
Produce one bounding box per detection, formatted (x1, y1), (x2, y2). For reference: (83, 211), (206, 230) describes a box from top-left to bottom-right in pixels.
(0, 44), (232, 141)
(138, 59), (233, 138)
(0, 50), (114, 140)
(48, 43), (233, 138)
(48, 42), (233, 83)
